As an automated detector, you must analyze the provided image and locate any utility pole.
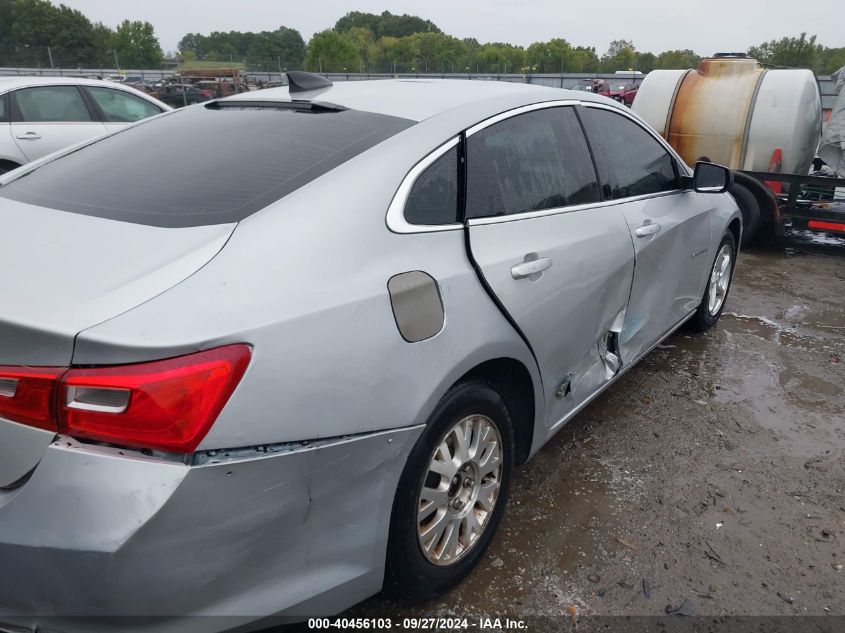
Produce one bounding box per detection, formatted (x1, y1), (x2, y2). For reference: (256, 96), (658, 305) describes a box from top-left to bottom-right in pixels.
(112, 48), (119, 72)
(47, 45), (54, 70)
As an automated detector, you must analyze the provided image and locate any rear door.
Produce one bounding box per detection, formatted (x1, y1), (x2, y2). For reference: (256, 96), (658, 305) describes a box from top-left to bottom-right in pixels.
(579, 105), (713, 362)
(10, 85), (107, 161)
(83, 85), (165, 133)
(465, 104), (636, 429)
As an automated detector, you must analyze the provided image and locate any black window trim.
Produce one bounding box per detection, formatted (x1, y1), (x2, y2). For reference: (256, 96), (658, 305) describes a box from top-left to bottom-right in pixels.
(9, 84), (101, 124)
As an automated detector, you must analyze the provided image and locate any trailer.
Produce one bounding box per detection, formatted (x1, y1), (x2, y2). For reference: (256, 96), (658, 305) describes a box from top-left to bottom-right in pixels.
(633, 53), (845, 243)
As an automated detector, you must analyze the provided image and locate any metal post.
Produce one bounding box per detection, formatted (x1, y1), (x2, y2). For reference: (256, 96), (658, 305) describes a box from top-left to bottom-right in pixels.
(229, 54), (237, 93)
(112, 49), (119, 73)
(278, 56), (282, 80)
(47, 45), (54, 70)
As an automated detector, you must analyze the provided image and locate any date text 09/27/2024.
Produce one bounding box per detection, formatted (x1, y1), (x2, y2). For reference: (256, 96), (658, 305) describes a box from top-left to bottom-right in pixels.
(307, 617), (528, 630)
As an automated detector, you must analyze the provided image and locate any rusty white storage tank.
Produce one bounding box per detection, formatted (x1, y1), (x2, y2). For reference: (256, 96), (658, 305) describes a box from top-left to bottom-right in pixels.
(632, 54), (822, 176)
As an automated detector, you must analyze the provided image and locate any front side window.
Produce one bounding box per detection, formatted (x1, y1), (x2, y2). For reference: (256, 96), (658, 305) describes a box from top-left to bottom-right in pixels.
(404, 145), (458, 225)
(466, 106), (600, 219)
(86, 87), (162, 123)
(579, 107), (679, 200)
(13, 86), (92, 122)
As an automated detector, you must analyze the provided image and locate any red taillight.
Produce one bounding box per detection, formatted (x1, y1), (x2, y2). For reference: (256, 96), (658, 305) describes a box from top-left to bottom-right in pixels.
(58, 345), (251, 452)
(0, 345), (250, 453)
(0, 366), (64, 431)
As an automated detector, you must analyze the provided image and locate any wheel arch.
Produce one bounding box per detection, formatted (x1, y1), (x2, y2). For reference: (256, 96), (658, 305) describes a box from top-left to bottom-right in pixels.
(452, 357), (537, 465)
(727, 216), (742, 249)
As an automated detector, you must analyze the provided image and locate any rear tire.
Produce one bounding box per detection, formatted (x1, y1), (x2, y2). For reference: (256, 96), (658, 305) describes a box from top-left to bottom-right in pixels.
(689, 230), (736, 332)
(384, 380), (514, 600)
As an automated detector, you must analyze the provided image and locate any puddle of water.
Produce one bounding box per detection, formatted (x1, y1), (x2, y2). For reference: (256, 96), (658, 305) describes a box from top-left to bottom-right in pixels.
(721, 313), (840, 356)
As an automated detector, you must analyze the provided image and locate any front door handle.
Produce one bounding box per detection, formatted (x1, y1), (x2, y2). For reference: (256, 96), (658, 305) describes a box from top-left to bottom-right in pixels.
(511, 256), (553, 280)
(16, 132), (42, 140)
(635, 220), (661, 237)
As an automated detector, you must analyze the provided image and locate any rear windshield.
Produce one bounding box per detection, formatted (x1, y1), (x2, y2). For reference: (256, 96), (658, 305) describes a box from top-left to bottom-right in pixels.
(0, 104), (413, 227)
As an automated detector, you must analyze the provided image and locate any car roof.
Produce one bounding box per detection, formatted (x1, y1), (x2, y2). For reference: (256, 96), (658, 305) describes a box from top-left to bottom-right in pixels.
(220, 78), (612, 122)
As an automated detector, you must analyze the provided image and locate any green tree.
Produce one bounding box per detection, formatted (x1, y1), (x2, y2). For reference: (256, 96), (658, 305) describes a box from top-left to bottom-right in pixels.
(601, 39), (637, 72)
(473, 42), (524, 74)
(335, 10), (440, 39)
(112, 20), (163, 67)
(819, 47), (845, 75)
(305, 30), (359, 72)
(748, 32), (820, 70)
(636, 51), (657, 73)
(572, 46), (600, 72)
(655, 49), (700, 69)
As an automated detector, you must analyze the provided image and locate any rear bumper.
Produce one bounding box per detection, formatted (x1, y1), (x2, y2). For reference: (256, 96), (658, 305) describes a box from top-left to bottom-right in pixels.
(0, 426), (422, 633)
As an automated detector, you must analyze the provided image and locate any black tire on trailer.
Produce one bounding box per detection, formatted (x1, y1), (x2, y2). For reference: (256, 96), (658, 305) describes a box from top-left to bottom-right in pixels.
(728, 183), (760, 246)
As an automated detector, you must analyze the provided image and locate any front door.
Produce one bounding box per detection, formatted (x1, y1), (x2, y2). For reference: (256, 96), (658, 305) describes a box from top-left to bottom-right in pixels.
(579, 105), (713, 362)
(465, 105), (636, 429)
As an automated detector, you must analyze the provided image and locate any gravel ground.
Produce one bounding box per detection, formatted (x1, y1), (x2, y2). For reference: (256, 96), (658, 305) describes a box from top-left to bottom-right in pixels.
(340, 230), (845, 627)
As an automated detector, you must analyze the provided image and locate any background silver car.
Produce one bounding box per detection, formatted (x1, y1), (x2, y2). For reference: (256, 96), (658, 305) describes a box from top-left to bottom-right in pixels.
(0, 73), (741, 632)
(0, 76), (170, 174)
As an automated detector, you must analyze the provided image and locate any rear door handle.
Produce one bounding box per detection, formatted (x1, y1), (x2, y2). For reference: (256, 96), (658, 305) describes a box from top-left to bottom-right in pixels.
(511, 257), (553, 280)
(635, 221), (661, 237)
(16, 132), (42, 140)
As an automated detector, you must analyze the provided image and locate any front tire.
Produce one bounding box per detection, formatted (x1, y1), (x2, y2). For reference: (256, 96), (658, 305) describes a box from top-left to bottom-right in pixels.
(385, 380), (514, 600)
(689, 230), (736, 332)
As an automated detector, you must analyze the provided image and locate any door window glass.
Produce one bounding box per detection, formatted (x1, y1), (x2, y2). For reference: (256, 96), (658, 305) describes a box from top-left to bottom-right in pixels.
(87, 87), (162, 123)
(466, 107), (599, 219)
(0, 93), (8, 123)
(579, 107), (679, 200)
(13, 86), (92, 122)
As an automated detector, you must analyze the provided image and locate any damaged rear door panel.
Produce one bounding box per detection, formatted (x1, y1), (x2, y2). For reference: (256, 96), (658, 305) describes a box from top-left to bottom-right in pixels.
(464, 105), (636, 430)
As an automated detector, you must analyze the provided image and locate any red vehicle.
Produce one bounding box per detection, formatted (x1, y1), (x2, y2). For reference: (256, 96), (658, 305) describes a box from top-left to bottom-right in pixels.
(570, 79), (638, 106)
(570, 79), (610, 96)
(608, 82), (638, 106)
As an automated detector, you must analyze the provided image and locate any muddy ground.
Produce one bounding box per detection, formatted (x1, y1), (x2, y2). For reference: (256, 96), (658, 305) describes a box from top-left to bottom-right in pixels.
(344, 230), (845, 626)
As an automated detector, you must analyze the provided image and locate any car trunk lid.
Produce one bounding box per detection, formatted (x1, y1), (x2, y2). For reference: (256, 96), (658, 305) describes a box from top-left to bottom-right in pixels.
(0, 198), (234, 486)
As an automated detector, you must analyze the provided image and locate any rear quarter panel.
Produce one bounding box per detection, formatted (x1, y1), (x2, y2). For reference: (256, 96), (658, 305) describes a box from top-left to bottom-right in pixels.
(73, 113), (545, 451)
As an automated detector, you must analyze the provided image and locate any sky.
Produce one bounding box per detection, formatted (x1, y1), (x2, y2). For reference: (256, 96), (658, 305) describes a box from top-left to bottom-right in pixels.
(59, 0), (844, 55)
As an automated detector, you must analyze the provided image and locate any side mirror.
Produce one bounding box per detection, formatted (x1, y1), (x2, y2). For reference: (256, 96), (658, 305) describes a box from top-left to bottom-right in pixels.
(693, 162), (733, 193)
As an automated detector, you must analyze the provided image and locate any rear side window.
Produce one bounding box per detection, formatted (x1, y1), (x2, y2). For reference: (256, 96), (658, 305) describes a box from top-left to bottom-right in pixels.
(404, 144), (458, 225)
(0, 105), (413, 227)
(466, 107), (600, 219)
(0, 93), (8, 123)
(579, 107), (679, 200)
(86, 87), (162, 122)
(13, 86), (92, 122)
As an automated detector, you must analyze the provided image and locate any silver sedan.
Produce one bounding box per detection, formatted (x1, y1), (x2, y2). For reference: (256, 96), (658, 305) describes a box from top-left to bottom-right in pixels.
(0, 73), (741, 632)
